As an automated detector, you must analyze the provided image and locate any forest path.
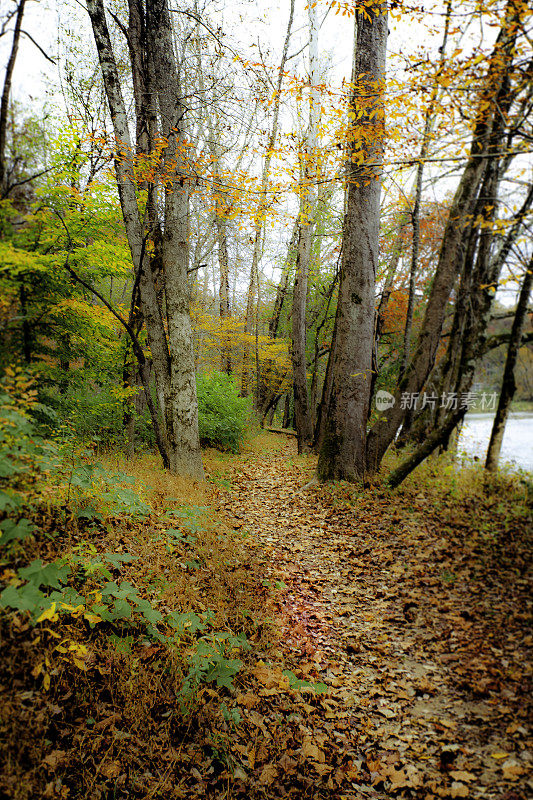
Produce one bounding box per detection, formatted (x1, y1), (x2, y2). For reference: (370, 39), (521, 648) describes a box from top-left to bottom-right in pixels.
(211, 434), (531, 799)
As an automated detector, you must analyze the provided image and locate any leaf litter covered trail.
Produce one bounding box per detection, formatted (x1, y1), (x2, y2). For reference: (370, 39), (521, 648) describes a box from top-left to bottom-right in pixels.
(212, 434), (532, 800)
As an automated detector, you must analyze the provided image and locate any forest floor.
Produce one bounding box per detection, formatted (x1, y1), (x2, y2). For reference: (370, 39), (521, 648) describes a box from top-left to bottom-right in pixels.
(1, 432), (531, 800)
(206, 432), (532, 799)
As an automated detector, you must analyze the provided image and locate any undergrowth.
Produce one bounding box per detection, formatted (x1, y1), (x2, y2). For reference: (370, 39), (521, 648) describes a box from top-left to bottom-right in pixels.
(0, 376), (272, 799)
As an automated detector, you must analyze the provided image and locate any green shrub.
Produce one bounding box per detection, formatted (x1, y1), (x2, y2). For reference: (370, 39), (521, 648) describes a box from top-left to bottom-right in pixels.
(196, 371), (250, 452)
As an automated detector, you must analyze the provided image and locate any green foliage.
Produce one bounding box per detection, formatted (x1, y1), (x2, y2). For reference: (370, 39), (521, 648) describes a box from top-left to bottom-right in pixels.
(282, 669), (328, 694)
(179, 630), (251, 710)
(197, 371), (250, 452)
(0, 382), (251, 711)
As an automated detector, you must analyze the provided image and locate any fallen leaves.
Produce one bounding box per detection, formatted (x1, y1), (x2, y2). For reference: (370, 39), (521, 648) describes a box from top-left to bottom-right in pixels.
(2, 434), (531, 800)
(211, 437), (532, 799)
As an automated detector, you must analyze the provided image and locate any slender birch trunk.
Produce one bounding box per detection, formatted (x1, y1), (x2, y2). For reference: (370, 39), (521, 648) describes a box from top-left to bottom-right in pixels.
(291, 0), (319, 453)
(241, 0), (295, 396)
(0, 0), (26, 196)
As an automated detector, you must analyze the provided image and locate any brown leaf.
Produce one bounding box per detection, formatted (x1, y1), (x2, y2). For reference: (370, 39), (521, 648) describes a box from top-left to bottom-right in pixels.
(253, 664), (283, 689)
(502, 760), (525, 781)
(301, 736), (326, 764)
(258, 764), (278, 785)
(450, 781), (469, 798)
(101, 761), (121, 779)
(236, 692), (259, 709)
(43, 750), (66, 770)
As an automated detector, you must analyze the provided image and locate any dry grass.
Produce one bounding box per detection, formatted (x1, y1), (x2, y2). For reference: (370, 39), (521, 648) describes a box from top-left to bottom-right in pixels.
(0, 448), (275, 800)
(101, 451), (208, 510)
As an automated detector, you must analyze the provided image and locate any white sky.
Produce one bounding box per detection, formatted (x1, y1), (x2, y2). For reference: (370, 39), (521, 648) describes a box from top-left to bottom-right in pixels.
(2, 0), (531, 305)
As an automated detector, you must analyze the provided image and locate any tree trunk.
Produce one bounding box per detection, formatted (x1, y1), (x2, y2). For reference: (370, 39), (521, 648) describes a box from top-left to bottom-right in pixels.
(0, 0), (26, 197)
(369, 210), (409, 406)
(147, 0), (204, 478)
(292, 224), (314, 452)
(399, 0), (453, 381)
(242, 0), (295, 396)
(291, 0), (319, 454)
(317, 1), (387, 481)
(87, 0), (203, 478)
(366, 0), (522, 474)
(269, 222), (298, 339)
(282, 393), (291, 429)
(486, 257), (532, 470)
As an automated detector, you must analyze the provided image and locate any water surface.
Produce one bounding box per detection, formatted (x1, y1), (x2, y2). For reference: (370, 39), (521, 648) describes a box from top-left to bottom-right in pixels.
(458, 412), (533, 471)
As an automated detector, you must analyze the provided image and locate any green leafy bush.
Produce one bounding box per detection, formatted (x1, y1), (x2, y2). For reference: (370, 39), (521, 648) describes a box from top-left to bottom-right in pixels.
(196, 371), (250, 452)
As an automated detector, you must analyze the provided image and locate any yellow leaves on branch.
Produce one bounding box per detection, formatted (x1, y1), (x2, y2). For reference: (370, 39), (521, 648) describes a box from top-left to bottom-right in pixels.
(330, 0), (386, 20)
(1, 367), (38, 415)
(192, 309), (292, 392)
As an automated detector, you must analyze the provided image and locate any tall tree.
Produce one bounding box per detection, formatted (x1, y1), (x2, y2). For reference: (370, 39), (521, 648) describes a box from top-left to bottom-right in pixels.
(291, 0), (319, 454)
(86, 0), (204, 478)
(317, 0), (388, 481)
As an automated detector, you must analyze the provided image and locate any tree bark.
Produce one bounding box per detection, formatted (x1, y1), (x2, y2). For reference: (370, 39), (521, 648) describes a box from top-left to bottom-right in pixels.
(269, 222), (298, 339)
(317, 1), (387, 481)
(291, 0), (319, 454)
(486, 257), (532, 471)
(146, 0), (204, 478)
(0, 0), (26, 197)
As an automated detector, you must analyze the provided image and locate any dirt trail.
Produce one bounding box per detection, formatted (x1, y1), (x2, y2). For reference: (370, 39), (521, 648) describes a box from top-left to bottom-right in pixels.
(213, 436), (532, 799)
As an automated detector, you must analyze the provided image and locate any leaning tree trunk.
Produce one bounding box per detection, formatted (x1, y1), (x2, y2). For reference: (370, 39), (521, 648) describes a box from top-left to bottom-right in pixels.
(317, 0), (387, 482)
(365, 0), (522, 475)
(486, 256), (532, 471)
(385, 77), (519, 488)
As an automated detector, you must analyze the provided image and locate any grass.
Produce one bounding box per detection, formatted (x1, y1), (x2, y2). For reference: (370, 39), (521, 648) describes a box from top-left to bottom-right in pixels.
(0, 443), (276, 800)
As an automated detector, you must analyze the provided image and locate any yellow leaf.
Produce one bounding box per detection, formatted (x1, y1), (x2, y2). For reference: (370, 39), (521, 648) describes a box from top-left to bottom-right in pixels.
(73, 658), (87, 670)
(36, 603), (58, 624)
(32, 663), (43, 678)
(43, 673), (51, 691)
(84, 613), (102, 625)
(43, 627), (61, 639)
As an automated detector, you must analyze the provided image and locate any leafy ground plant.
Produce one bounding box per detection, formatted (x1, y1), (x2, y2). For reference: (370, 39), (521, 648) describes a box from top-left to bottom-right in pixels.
(0, 388), (272, 799)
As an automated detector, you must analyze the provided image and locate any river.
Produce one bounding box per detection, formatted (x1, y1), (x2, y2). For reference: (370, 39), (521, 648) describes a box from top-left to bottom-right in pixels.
(458, 412), (533, 472)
